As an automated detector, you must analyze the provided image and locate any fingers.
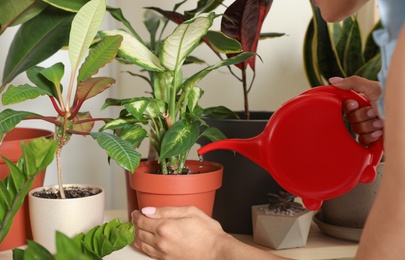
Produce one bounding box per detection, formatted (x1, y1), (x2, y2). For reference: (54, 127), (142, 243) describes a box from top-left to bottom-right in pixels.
(142, 206), (206, 219)
(329, 76), (381, 103)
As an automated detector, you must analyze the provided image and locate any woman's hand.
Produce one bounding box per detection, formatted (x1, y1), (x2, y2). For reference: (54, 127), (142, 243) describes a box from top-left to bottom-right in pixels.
(131, 206), (232, 260)
(329, 76), (384, 145)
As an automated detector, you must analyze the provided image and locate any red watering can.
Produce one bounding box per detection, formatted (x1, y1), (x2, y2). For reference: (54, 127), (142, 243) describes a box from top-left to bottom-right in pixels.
(198, 86), (383, 210)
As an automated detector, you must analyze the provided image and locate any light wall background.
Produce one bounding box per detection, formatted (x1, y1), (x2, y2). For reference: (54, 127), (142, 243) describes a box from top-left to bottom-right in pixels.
(0, 0), (377, 210)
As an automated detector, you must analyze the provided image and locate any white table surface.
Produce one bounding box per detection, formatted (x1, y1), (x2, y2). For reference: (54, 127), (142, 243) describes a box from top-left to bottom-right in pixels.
(0, 209), (358, 260)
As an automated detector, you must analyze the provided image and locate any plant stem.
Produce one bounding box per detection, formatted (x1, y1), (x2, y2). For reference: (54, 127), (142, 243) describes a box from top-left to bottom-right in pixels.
(242, 66), (250, 120)
(56, 144), (66, 199)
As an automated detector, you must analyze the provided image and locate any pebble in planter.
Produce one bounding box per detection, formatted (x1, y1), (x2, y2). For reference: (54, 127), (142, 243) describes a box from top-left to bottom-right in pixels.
(252, 191), (313, 249)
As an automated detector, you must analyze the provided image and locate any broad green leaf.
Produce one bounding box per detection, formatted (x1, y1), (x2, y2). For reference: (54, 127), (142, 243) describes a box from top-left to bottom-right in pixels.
(56, 232), (92, 260)
(43, 0), (89, 12)
(75, 77), (116, 106)
(69, 0), (106, 73)
(144, 9), (161, 50)
(78, 35), (122, 82)
(124, 100), (150, 124)
(200, 127), (226, 142)
(27, 66), (59, 97)
(0, 0), (48, 29)
(204, 30), (242, 54)
(22, 240), (54, 260)
(161, 13), (215, 71)
(2, 84), (49, 105)
(100, 30), (164, 72)
(0, 109), (43, 139)
(117, 125), (148, 148)
(187, 87), (203, 112)
(202, 106), (239, 119)
(91, 132), (141, 172)
(159, 119), (199, 160)
(39, 62), (65, 87)
(2, 6), (74, 91)
(92, 223), (107, 255)
(0, 138), (57, 243)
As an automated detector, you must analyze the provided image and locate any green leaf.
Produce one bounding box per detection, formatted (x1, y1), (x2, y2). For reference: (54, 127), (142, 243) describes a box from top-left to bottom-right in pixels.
(0, 109), (43, 139)
(78, 35), (122, 82)
(355, 53), (381, 81)
(0, 0), (48, 28)
(2, 84), (49, 105)
(55, 232), (92, 260)
(43, 0), (89, 12)
(303, 19), (324, 86)
(0, 138), (57, 243)
(23, 240), (54, 260)
(91, 132), (141, 172)
(159, 119), (199, 160)
(100, 30), (164, 72)
(27, 66), (59, 97)
(39, 62), (65, 87)
(204, 30), (242, 54)
(202, 106), (239, 119)
(69, 0), (106, 73)
(335, 17), (353, 65)
(363, 20), (383, 62)
(2, 6), (74, 90)
(117, 125), (148, 149)
(161, 12), (215, 71)
(342, 18), (364, 76)
(200, 127), (226, 142)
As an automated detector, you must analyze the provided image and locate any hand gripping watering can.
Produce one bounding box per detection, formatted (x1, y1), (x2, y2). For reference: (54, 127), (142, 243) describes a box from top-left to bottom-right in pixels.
(198, 86), (383, 210)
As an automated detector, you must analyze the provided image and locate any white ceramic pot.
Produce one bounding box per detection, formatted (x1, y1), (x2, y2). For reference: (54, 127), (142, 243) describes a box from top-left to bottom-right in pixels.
(29, 184), (105, 253)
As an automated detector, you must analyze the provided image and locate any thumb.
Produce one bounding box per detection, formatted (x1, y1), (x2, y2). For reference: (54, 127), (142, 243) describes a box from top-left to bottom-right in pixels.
(141, 206), (202, 219)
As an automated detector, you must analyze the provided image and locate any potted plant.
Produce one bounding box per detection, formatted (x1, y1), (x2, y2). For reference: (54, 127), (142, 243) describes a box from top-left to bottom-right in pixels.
(91, 10), (254, 216)
(0, 0), (129, 252)
(251, 191), (313, 249)
(303, 1), (383, 239)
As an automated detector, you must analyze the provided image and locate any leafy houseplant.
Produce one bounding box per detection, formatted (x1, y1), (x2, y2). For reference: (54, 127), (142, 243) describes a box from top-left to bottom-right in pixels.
(251, 191), (313, 249)
(92, 12), (253, 174)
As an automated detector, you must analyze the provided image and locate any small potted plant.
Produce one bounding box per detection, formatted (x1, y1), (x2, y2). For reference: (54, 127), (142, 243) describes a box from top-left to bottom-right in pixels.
(252, 191), (313, 249)
(0, 0), (127, 252)
(91, 10), (254, 216)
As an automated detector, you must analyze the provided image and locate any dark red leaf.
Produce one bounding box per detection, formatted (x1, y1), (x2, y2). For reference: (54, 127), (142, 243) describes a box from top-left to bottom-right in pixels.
(221, 0), (273, 70)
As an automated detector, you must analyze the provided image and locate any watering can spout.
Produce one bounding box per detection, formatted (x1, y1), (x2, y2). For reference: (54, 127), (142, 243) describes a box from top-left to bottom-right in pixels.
(198, 136), (269, 173)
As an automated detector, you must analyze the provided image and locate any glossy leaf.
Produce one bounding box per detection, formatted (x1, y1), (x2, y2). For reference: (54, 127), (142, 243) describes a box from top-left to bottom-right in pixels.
(43, 0), (89, 12)
(303, 19), (323, 86)
(78, 35), (122, 82)
(71, 112), (94, 133)
(75, 77), (116, 110)
(342, 18), (364, 76)
(117, 125), (148, 149)
(0, 138), (57, 243)
(0, 0), (48, 30)
(202, 106), (239, 119)
(200, 127), (227, 142)
(90, 132), (141, 172)
(204, 30), (242, 54)
(2, 6), (74, 91)
(221, 0), (273, 70)
(161, 12), (215, 71)
(363, 20), (383, 62)
(100, 30), (164, 72)
(39, 62), (65, 87)
(159, 119), (199, 161)
(69, 0), (106, 73)
(0, 109), (43, 139)
(2, 84), (49, 105)
(27, 66), (59, 97)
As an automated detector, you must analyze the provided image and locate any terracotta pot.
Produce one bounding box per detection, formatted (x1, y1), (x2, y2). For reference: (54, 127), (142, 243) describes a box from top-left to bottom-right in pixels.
(252, 204), (313, 249)
(125, 170), (139, 220)
(130, 160), (223, 216)
(29, 184), (105, 253)
(0, 128), (53, 251)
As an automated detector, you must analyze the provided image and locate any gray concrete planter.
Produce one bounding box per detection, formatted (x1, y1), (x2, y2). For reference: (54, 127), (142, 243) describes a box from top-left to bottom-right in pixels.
(252, 204), (313, 249)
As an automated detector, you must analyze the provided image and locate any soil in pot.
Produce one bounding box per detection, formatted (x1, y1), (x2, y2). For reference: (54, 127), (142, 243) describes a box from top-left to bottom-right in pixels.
(31, 186), (102, 199)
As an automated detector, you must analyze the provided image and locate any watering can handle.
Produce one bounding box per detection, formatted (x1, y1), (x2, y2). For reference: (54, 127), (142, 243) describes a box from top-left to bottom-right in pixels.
(304, 86), (384, 179)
